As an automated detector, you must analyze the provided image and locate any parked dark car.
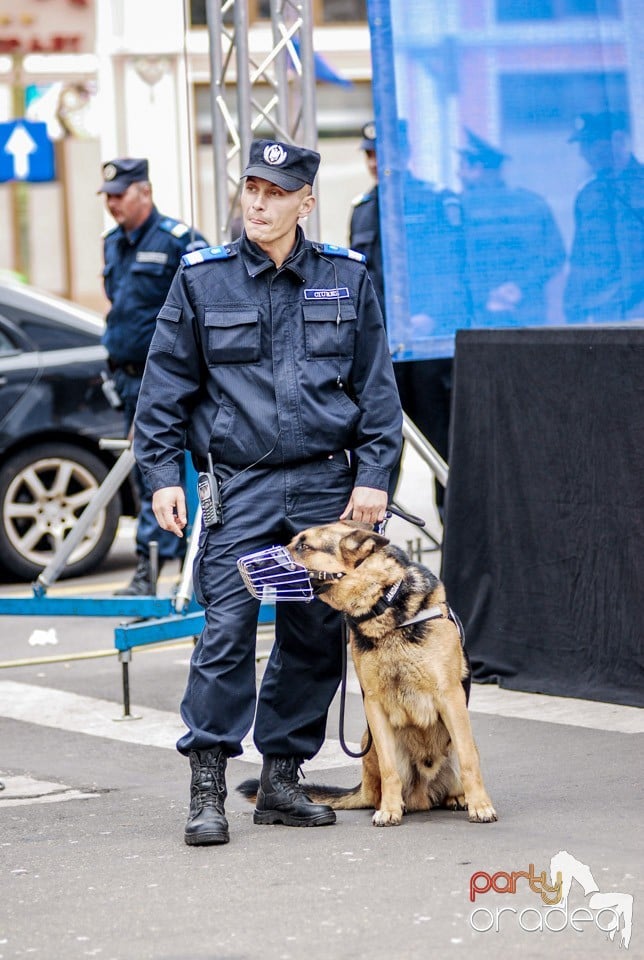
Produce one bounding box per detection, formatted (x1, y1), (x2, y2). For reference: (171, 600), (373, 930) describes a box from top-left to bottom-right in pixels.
(0, 280), (136, 581)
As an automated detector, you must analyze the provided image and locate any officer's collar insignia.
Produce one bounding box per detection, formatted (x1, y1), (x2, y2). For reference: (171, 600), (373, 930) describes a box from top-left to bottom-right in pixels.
(263, 143), (287, 166)
(103, 163), (118, 181)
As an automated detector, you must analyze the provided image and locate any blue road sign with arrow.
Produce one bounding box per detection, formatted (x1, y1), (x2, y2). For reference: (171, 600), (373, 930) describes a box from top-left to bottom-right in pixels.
(0, 120), (55, 183)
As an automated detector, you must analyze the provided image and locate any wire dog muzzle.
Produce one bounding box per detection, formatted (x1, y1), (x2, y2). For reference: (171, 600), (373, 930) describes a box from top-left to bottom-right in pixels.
(237, 545), (315, 602)
(237, 545), (346, 602)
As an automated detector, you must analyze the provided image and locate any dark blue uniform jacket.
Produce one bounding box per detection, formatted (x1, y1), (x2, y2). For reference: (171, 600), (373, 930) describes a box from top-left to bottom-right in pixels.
(349, 186), (385, 315)
(102, 205), (207, 365)
(134, 228), (402, 496)
(565, 156), (644, 321)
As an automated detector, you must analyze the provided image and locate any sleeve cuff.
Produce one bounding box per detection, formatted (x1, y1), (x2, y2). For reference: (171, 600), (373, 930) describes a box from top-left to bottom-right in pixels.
(144, 466), (183, 493)
(354, 463), (390, 492)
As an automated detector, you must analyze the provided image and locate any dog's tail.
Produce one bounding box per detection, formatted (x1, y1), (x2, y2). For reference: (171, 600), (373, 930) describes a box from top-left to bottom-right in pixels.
(237, 778), (370, 810)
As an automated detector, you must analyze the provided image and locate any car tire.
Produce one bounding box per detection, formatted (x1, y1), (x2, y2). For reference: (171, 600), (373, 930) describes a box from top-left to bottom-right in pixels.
(0, 443), (122, 581)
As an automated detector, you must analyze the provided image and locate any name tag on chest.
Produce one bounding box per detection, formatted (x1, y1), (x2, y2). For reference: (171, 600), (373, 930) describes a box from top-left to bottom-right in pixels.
(304, 287), (350, 300)
(136, 251), (169, 265)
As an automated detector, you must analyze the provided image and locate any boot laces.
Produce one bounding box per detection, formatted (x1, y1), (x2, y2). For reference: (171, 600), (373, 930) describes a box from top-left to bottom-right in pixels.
(192, 752), (226, 809)
(272, 757), (307, 800)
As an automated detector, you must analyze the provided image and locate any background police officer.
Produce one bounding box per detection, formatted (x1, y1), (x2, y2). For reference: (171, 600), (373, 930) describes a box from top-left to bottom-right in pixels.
(133, 140), (402, 846)
(98, 158), (208, 596)
(349, 121), (385, 314)
(564, 111), (644, 322)
(349, 120), (467, 521)
(457, 128), (566, 327)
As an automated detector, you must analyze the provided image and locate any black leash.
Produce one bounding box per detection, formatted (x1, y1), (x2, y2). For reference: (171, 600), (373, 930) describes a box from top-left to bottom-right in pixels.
(338, 616), (372, 758)
(337, 504), (426, 759)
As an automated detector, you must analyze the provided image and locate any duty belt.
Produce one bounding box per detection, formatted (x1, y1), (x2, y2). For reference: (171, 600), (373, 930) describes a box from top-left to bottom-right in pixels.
(194, 450), (348, 473)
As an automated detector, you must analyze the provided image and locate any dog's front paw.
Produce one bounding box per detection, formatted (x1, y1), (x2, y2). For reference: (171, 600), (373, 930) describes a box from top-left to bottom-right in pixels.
(468, 798), (498, 823)
(372, 807), (403, 827)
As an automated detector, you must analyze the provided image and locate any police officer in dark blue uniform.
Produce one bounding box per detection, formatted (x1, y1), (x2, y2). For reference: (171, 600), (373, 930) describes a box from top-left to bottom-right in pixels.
(565, 111), (644, 322)
(457, 128), (565, 326)
(98, 157), (208, 595)
(349, 121), (385, 314)
(134, 140), (403, 846)
(349, 120), (466, 521)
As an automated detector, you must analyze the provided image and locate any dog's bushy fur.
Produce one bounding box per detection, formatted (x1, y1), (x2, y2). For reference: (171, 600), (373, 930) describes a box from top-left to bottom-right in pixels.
(239, 521), (497, 827)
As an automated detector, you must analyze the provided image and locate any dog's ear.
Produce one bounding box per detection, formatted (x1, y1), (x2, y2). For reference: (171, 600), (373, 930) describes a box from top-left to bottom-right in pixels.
(339, 528), (390, 566)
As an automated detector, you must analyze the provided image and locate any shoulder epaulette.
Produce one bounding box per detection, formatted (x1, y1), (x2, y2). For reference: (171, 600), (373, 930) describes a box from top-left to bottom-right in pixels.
(181, 245), (236, 267)
(315, 242), (366, 264)
(351, 191), (370, 207)
(159, 217), (191, 239)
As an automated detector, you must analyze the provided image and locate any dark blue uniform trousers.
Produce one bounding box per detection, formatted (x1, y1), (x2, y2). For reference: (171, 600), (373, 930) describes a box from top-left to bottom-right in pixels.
(177, 455), (354, 760)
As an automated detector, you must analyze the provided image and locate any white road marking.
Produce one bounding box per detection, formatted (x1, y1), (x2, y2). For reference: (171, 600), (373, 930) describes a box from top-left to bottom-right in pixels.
(468, 683), (644, 734)
(0, 774), (100, 808)
(345, 676), (643, 733)
(0, 680), (360, 769)
(1, 671), (640, 790)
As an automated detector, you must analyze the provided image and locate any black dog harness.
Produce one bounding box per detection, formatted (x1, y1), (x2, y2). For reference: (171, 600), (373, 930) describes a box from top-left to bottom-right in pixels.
(343, 579), (465, 645)
(397, 602), (465, 645)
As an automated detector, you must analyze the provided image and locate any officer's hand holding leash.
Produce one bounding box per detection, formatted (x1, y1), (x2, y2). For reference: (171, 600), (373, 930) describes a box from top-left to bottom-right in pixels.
(339, 485), (388, 525)
(152, 487), (187, 538)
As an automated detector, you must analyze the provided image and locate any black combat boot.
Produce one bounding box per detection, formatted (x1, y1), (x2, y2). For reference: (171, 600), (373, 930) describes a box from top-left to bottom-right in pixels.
(114, 555), (162, 596)
(184, 748), (230, 846)
(254, 756), (336, 827)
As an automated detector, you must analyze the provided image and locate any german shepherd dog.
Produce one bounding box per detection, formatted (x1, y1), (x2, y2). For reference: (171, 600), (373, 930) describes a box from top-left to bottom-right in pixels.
(240, 522), (497, 827)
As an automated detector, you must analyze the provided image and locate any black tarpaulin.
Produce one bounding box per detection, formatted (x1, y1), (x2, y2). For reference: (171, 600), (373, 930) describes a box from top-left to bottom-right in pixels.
(441, 326), (644, 707)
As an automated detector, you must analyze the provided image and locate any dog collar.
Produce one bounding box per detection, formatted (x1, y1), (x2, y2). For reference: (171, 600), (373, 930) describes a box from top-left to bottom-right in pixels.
(344, 578), (404, 629)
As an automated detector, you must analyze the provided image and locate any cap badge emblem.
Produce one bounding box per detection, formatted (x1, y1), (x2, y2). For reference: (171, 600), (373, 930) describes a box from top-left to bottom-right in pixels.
(103, 163), (118, 181)
(263, 144), (287, 166)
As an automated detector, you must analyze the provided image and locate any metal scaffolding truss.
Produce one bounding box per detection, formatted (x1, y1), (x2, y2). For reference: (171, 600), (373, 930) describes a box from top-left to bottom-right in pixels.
(204, 0), (320, 241)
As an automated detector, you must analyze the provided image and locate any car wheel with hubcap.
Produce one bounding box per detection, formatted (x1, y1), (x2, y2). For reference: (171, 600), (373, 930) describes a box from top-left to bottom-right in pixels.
(0, 443), (121, 581)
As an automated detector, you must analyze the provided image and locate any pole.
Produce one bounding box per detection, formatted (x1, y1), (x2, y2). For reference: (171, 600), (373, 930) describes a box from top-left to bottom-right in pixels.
(10, 53), (29, 281)
(206, 0), (233, 242)
(402, 412), (449, 488)
(174, 505), (202, 613)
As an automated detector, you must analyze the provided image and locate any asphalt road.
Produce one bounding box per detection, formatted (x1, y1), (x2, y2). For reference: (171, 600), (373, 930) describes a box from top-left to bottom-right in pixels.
(1, 475), (643, 960)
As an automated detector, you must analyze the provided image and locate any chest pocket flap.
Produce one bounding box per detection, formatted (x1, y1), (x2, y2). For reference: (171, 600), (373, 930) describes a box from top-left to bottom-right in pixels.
(204, 308), (260, 364)
(302, 302), (357, 359)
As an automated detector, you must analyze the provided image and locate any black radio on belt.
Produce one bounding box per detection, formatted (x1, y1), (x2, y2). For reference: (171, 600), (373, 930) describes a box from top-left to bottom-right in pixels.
(197, 453), (223, 528)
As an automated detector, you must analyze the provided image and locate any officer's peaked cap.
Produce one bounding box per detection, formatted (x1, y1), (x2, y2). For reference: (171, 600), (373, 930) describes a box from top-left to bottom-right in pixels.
(568, 111), (630, 143)
(242, 140), (320, 191)
(360, 120), (377, 151)
(98, 158), (149, 195)
(458, 128), (509, 168)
